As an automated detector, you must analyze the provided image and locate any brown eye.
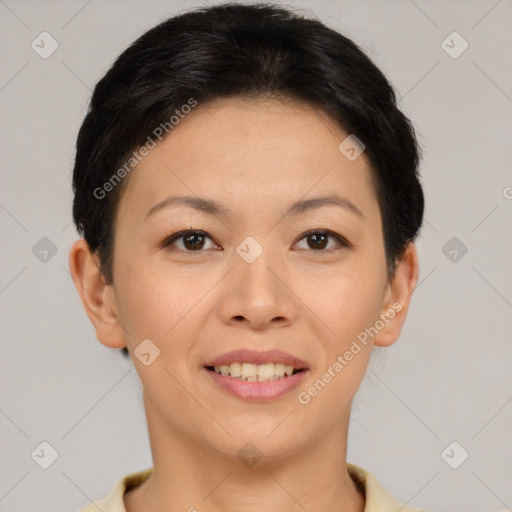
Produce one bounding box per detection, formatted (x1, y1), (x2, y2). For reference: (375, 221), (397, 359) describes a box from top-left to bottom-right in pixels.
(163, 230), (217, 251)
(162, 229), (350, 253)
(295, 230), (350, 251)
(307, 233), (328, 250)
(182, 233), (206, 250)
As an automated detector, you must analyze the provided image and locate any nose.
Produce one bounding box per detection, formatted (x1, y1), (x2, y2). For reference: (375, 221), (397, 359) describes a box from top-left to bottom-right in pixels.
(216, 247), (299, 330)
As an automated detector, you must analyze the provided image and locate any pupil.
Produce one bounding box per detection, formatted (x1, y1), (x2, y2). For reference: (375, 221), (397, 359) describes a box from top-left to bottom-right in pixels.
(310, 233), (327, 249)
(185, 233), (203, 250)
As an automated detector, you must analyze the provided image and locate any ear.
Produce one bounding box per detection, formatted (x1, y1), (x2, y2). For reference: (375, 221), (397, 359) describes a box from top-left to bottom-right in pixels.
(68, 239), (127, 350)
(373, 242), (419, 347)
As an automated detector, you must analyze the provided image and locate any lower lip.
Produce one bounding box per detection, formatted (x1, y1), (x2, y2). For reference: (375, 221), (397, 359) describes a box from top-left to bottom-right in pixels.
(204, 368), (308, 402)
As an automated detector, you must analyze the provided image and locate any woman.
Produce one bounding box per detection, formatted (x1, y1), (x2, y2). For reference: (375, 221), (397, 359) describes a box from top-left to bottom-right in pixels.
(69, 3), (426, 511)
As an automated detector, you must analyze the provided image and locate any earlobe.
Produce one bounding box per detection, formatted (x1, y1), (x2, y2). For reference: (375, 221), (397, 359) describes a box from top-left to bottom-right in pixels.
(68, 239), (127, 350)
(373, 242), (419, 347)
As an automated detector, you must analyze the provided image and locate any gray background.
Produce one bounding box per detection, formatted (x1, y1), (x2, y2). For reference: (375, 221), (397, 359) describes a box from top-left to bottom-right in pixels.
(1, 0), (511, 511)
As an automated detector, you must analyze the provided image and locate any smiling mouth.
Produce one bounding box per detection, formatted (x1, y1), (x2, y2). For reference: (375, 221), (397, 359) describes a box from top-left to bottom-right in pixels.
(205, 362), (306, 382)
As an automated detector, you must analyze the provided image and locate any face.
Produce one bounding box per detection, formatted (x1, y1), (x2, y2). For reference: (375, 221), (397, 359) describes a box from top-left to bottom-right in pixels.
(95, 97), (400, 458)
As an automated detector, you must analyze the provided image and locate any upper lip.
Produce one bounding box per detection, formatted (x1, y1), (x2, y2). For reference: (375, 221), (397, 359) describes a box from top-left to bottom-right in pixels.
(204, 349), (308, 369)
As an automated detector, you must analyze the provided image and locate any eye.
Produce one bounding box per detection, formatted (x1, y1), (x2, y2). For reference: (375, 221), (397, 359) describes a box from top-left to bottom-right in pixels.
(294, 230), (350, 251)
(161, 229), (351, 253)
(162, 230), (219, 252)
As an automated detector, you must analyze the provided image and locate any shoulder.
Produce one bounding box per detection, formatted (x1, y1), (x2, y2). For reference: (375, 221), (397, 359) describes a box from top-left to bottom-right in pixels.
(347, 463), (431, 512)
(76, 468), (153, 512)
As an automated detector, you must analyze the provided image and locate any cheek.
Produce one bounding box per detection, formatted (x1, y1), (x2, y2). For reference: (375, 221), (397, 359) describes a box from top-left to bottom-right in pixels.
(114, 261), (193, 349)
(303, 261), (385, 345)
(293, 273), (381, 427)
(114, 268), (202, 403)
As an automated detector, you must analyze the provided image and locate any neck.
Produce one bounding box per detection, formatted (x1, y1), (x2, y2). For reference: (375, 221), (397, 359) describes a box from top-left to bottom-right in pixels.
(124, 392), (365, 512)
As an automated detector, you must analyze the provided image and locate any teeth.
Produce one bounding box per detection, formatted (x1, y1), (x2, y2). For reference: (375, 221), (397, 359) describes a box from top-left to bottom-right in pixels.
(211, 362), (299, 381)
(241, 363), (258, 378)
(229, 362), (242, 377)
(257, 363), (275, 380)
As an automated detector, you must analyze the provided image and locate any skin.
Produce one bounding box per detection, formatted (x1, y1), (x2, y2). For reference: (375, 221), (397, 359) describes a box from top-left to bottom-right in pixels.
(69, 96), (419, 512)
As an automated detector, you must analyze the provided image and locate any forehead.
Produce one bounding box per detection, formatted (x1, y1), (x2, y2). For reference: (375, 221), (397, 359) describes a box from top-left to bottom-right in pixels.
(117, 96), (379, 224)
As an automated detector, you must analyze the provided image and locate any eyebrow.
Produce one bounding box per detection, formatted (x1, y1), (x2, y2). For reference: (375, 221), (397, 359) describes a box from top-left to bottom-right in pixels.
(145, 194), (364, 221)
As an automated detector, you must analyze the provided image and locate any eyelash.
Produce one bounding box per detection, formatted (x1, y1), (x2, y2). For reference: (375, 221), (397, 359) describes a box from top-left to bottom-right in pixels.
(160, 229), (351, 253)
